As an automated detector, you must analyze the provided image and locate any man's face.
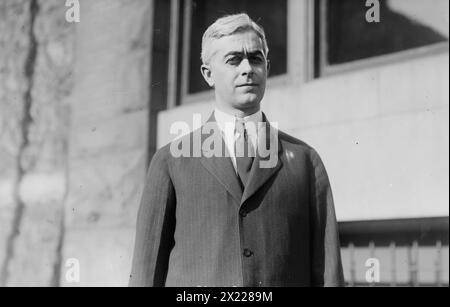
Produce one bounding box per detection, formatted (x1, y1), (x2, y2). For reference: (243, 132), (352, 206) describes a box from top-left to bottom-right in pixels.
(201, 30), (269, 113)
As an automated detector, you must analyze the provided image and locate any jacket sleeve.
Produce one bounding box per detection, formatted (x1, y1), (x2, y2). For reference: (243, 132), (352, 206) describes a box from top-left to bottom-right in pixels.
(309, 148), (345, 287)
(129, 147), (176, 287)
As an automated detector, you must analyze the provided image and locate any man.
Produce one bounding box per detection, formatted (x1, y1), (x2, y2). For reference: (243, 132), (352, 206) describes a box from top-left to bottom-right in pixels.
(129, 13), (344, 287)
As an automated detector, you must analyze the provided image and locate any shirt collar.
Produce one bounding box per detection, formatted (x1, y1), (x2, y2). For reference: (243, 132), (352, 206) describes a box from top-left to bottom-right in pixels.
(214, 108), (263, 134)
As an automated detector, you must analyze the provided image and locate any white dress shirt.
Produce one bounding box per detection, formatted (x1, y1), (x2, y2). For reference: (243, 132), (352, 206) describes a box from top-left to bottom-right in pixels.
(214, 108), (263, 173)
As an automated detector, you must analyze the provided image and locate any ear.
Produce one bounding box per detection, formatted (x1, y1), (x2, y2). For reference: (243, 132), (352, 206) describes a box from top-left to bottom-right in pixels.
(266, 59), (271, 76)
(200, 64), (215, 88)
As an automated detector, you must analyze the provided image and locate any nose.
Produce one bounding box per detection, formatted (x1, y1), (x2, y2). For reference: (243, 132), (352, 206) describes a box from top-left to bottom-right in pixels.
(239, 58), (254, 76)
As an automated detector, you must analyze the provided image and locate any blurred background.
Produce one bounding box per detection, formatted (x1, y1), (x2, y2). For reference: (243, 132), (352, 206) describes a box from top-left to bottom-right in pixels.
(0, 0), (448, 286)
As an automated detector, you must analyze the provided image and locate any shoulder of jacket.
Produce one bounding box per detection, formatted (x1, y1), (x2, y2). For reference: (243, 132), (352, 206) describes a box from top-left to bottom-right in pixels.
(153, 128), (202, 162)
(277, 129), (326, 163)
(278, 130), (312, 150)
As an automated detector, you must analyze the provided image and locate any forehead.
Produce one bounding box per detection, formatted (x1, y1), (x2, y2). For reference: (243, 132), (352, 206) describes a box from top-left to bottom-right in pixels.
(210, 30), (265, 59)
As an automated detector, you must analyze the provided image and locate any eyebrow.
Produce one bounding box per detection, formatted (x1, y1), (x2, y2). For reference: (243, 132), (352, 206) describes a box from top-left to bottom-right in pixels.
(223, 50), (265, 59)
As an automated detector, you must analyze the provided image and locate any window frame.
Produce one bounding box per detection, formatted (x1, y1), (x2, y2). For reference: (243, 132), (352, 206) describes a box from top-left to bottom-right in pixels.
(316, 0), (450, 78)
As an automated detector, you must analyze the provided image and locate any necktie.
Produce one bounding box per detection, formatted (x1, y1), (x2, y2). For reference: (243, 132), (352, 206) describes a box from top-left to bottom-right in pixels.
(235, 119), (254, 190)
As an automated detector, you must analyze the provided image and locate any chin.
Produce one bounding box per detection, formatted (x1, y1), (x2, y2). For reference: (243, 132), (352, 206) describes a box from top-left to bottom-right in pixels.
(238, 94), (261, 105)
(234, 99), (260, 111)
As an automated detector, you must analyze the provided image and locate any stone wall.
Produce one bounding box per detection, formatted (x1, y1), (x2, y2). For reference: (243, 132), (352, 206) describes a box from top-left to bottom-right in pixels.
(0, 0), (74, 286)
(0, 0), (152, 286)
(0, 0), (30, 286)
(61, 0), (152, 286)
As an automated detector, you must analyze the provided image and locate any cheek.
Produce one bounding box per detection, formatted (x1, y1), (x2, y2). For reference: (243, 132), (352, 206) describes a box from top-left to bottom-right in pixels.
(213, 71), (236, 91)
(258, 67), (268, 78)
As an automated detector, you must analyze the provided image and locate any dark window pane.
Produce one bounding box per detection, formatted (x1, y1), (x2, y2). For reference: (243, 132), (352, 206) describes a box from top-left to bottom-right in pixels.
(188, 0), (287, 94)
(326, 0), (448, 65)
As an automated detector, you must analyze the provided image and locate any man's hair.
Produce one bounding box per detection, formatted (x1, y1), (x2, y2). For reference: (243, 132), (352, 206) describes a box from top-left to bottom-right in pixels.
(201, 13), (269, 65)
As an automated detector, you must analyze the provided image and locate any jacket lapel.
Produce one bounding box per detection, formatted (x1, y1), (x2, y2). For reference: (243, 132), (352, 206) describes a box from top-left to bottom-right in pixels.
(199, 112), (243, 205)
(240, 113), (283, 206)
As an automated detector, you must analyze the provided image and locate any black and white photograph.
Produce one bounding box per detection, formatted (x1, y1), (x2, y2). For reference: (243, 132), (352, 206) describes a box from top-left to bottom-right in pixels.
(0, 0), (448, 291)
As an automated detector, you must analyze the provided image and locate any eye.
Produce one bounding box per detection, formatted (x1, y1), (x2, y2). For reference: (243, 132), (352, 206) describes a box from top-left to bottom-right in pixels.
(226, 56), (242, 65)
(249, 55), (264, 64)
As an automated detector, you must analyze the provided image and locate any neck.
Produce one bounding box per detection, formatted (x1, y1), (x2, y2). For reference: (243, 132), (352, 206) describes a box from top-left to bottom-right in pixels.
(215, 102), (260, 119)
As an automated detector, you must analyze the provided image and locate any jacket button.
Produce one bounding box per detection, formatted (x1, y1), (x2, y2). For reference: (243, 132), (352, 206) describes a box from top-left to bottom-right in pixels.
(239, 209), (247, 217)
(243, 248), (253, 257)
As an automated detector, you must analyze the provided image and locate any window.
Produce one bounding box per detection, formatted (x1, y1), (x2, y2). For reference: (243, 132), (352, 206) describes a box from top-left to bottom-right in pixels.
(316, 0), (449, 76)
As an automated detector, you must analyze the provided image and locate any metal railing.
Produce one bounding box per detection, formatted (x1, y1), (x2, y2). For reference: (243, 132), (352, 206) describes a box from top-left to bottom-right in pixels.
(338, 217), (449, 287)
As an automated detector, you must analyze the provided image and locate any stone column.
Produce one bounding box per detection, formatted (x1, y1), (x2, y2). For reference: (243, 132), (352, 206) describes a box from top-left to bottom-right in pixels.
(61, 0), (153, 286)
(0, 0), (74, 286)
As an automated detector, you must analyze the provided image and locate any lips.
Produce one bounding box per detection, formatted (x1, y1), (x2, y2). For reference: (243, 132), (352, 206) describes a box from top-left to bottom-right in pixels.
(237, 83), (258, 87)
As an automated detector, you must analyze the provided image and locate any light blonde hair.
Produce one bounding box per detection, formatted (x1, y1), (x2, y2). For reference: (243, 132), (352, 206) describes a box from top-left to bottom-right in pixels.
(201, 13), (269, 65)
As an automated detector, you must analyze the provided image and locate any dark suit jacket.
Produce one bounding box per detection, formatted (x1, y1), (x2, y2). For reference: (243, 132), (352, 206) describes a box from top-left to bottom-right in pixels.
(129, 112), (344, 287)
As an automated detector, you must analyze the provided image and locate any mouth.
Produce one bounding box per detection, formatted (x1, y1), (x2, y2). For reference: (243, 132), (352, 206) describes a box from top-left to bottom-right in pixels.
(236, 83), (259, 88)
